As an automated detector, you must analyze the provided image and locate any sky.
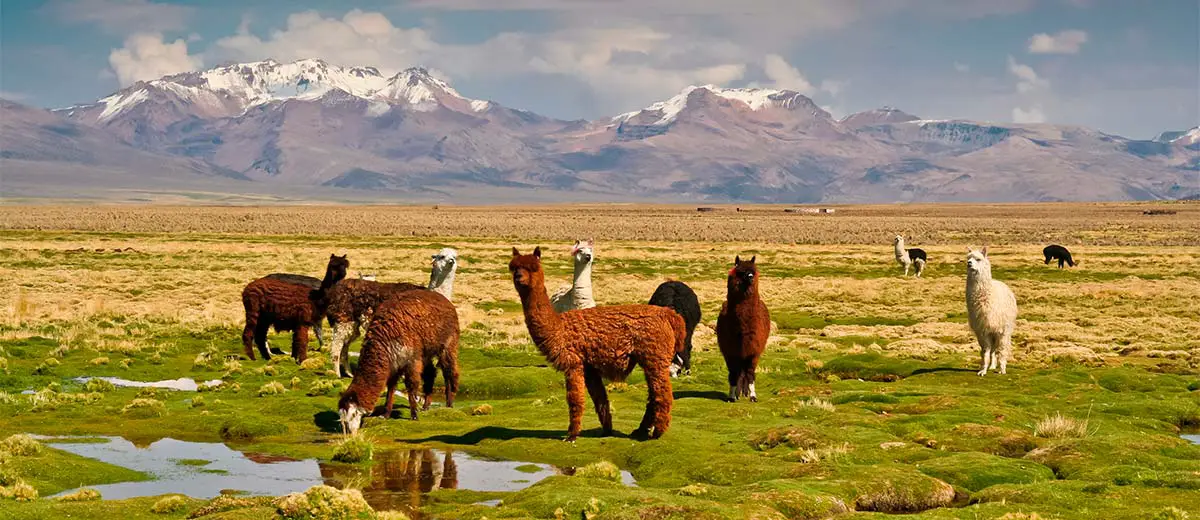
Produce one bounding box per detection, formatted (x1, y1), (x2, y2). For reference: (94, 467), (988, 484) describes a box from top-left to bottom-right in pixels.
(1, 0), (1196, 139)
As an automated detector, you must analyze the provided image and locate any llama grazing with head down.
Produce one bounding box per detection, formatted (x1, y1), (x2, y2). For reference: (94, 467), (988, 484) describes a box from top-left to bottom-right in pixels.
(510, 247), (686, 441)
(648, 280), (702, 377)
(337, 289), (460, 434)
(325, 248), (459, 378)
(966, 247), (1018, 376)
(550, 239), (596, 312)
(894, 235), (927, 277)
(716, 255), (771, 402)
(242, 254), (349, 362)
(1043, 244), (1076, 269)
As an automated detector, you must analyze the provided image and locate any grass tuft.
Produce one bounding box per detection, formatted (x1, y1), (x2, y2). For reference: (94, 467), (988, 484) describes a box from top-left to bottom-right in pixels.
(1033, 412), (1091, 439)
(331, 434), (375, 464)
(57, 488), (102, 501)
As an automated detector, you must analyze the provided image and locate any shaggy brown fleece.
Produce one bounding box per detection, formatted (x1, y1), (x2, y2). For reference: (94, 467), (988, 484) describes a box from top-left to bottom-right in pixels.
(338, 289), (460, 422)
(509, 246), (686, 441)
(716, 255), (771, 402)
(324, 278), (425, 377)
(241, 254), (348, 362)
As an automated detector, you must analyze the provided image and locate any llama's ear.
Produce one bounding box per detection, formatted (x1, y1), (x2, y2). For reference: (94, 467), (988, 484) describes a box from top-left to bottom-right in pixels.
(511, 247), (520, 257)
(587, 238), (594, 246)
(981, 246), (989, 257)
(534, 246), (542, 258)
(735, 255), (741, 265)
(750, 255), (756, 264)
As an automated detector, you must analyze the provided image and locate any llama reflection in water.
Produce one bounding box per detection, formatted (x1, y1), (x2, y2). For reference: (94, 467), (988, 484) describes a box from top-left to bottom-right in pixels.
(322, 448), (458, 515)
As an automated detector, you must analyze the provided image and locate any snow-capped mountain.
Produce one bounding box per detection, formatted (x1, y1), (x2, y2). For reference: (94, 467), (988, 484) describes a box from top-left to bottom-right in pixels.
(12, 59), (1197, 203)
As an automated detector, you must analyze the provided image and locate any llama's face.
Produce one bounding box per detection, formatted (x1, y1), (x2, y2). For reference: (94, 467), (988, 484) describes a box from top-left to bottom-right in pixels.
(571, 239), (594, 266)
(894, 235), (903, 246)
(432, 248), (457, 274)
(327, 254), (350, 282)
(727, 255), (759, 293)
(966, 248), (991, 275)
(509, 247), (542, 289)
(339, 402), (366, 435)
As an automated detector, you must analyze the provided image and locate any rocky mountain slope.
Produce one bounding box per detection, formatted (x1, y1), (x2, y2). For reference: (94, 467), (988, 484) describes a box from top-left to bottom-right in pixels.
(4, 59), (1195, 202)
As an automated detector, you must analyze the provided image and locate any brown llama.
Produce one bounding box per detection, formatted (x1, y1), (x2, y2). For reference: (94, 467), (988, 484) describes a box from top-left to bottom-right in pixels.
(716, 255), (771, 402)
(509, 247), (686, 441)
(337, 290), (460, 434)
(241, 254), (348, 363)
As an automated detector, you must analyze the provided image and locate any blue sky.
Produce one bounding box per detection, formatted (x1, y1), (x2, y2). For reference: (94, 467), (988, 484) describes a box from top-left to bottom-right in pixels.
(1, 0), (1196, 138)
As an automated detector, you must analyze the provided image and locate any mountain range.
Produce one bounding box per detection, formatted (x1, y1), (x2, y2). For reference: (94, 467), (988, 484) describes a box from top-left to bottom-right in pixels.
(3, 58), (1197, 203)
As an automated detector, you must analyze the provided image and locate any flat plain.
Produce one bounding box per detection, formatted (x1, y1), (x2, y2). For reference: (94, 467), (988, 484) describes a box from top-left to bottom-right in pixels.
(0, 201), (1197, 520)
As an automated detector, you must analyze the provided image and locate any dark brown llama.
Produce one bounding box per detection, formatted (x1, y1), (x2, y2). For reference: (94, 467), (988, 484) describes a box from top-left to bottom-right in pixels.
(509, 247), (686, 441)
(337, 289), (460, 434)
(241, 254), (348, 363)
(325, 279), (424, 378)
(716, 255), (771, 402)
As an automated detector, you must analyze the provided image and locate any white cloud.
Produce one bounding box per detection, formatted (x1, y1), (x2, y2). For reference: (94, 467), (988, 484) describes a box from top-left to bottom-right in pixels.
(109, 33), (201, 87)
(762, 54), (816, 94)
(45, 0), (191, 34)
(1012, 106), (1046, 123)
(1028, 30), (1088, 54)
(1007, 56), (1049, 93)
(0, 91), (29, 102)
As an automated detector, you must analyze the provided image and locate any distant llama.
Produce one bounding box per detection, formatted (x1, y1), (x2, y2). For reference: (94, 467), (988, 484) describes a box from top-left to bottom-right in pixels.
(1042, 244), (1076, 269)
(894, 235), (928, 277)
(338, 290), (460, 434)
(510, 247), (686, 440)
(716, 255), (771, 402)
(551, 239), (596, 312)
(242, 254), (349, 362)
(648, 281), (702, 377)
(264, 271), (374, 347)
(326, 248), (459, 378)
(966, 247), (1018, 376)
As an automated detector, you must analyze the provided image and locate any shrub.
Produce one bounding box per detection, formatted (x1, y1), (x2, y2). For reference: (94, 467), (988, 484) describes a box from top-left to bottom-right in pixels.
(470, 404), (493, 416)
(1, 434), (42, 456)
(290, 376), (302, 389)
(795, 397), (835, 412)
(258, 381), (287, 397)
(1151, 506), (1190, 520)
(151, 495), (188, 513)
(332, 435), (374, 464)
(275, 485), (372, 520)
(89, 356), (110, 366)
(574, 461), (621, 481)
(219, 418), (287, 442)
(58, 488), (102, 501)
(121, 398), (167, 418)
(190, 395), (205, 408)
(120, 358), (134, 369)
(299, 357), (326, 371)
(1033, 413), (1090, 439)
(307, 379), (339, 397)
(0, 480), (38, 501)
(678, 484), (709, 496)
(0, 467), (19, 486)
(0, 392), (14, 405)
(84, 378), (115, 393)
(257, 365), (278, 377)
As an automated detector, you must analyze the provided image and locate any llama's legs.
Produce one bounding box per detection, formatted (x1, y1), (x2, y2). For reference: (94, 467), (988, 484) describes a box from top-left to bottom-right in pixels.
(745, 356), (760, 402)
(343, 324), (361, 377)
(440, 337), (459, 408)
(904, 262), (910, 276)
(242, 322), (258, 361)
(998, 333), (1012, 375)
(314, 320), (324, 349)
(724, 355), (741, 402)
(291, 326), (309, 363)
(977, 337), (991, 376)
(404, 362), (423, 420)
(421, 360), (437, 411)
(254, 321), (272, 361)
(582, 366), (612, 436)
(382, 370), (402, 418)
(636, 365), (673, 439)
(564, 368), (586, 441)
(330, 322), (355, 378)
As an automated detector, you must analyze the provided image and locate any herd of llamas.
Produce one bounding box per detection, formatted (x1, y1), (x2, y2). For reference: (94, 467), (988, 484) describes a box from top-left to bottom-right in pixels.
(240, 238), (1078, 439)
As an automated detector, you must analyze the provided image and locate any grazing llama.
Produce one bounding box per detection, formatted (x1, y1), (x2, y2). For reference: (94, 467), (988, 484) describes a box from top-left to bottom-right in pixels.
(966, 247), (1018, 376)
(1043, 244), (1076, 269)
(338, 290), (460, 434)
(550, 239), (596, 312)
(510, 247), (686, 441)
(716, 256), (771, 402)
(326, 248), (459, 378)
(894, 235), (928, 277)
(242, 254), (349, 362)
(648, 281), (702, 377)
(264, 273), (326, 348)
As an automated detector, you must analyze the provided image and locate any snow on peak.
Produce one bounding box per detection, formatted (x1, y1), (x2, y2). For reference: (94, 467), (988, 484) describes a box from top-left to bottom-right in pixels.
(1172, 127), (1200, 145)
(89, 59), (483, 120)
(612, 84), (810, 126)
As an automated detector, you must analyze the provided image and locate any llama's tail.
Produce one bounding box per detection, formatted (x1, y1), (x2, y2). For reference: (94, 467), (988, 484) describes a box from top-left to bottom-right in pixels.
(669, 312), (687, 355)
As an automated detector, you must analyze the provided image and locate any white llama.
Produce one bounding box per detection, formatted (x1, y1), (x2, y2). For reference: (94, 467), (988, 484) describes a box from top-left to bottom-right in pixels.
(894, 235), (927, 277)
(429, 248), (458, 300)
(550, 238), (596, 312)
(966, 247), (1018, 376)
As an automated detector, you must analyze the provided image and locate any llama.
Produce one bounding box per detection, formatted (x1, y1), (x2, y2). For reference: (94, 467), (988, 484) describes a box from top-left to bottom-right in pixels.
(326, 248), (459, 378)
(716, 255), (771, 402)
(1043, 244), (1076, 269)
(510, 247), (686, 441)
(966, 247), (1018, 376)
(337, 289), (460, 434)
(550, 239), (596, 312)
(242, 254), (348, 362)
(648, 281), (702, 377)
(263, 273), (326, 348)
(894, 235), (928, 277)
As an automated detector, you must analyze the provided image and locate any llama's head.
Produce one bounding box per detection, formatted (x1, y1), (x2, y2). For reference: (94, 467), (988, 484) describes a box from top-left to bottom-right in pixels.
(431, 248), (458, 277)
(509, 247), (544, 291)
(326, 254), (350, 283)
(570, 238), (594, 267)
(337, 392), (367, 435)
(966, 247), (992, 278)
(893, 235), (905, 246)
(727, 255), (759, 294)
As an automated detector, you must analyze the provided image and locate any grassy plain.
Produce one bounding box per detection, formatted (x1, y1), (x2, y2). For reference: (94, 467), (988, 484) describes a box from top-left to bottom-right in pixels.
(0, 202), (1198, 519)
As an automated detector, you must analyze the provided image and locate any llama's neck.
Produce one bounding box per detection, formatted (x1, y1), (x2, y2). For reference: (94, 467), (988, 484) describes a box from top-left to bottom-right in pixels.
(569, 261), (594, 306)
(894, 241), (908, 262)
(727, 282), (761, 306)
(429, 267), (455, 301)
(516, 277), (565, 357)
(346, 340), (389, 407)
(966, 268), (993, 300)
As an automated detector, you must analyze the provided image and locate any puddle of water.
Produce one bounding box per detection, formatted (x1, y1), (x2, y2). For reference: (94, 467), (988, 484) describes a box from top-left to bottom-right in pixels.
(74, 376), (223, 392)
(46, 436), (324, 500)
(475, 499), (502, 507)
(1182, 434), (1200, 445)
